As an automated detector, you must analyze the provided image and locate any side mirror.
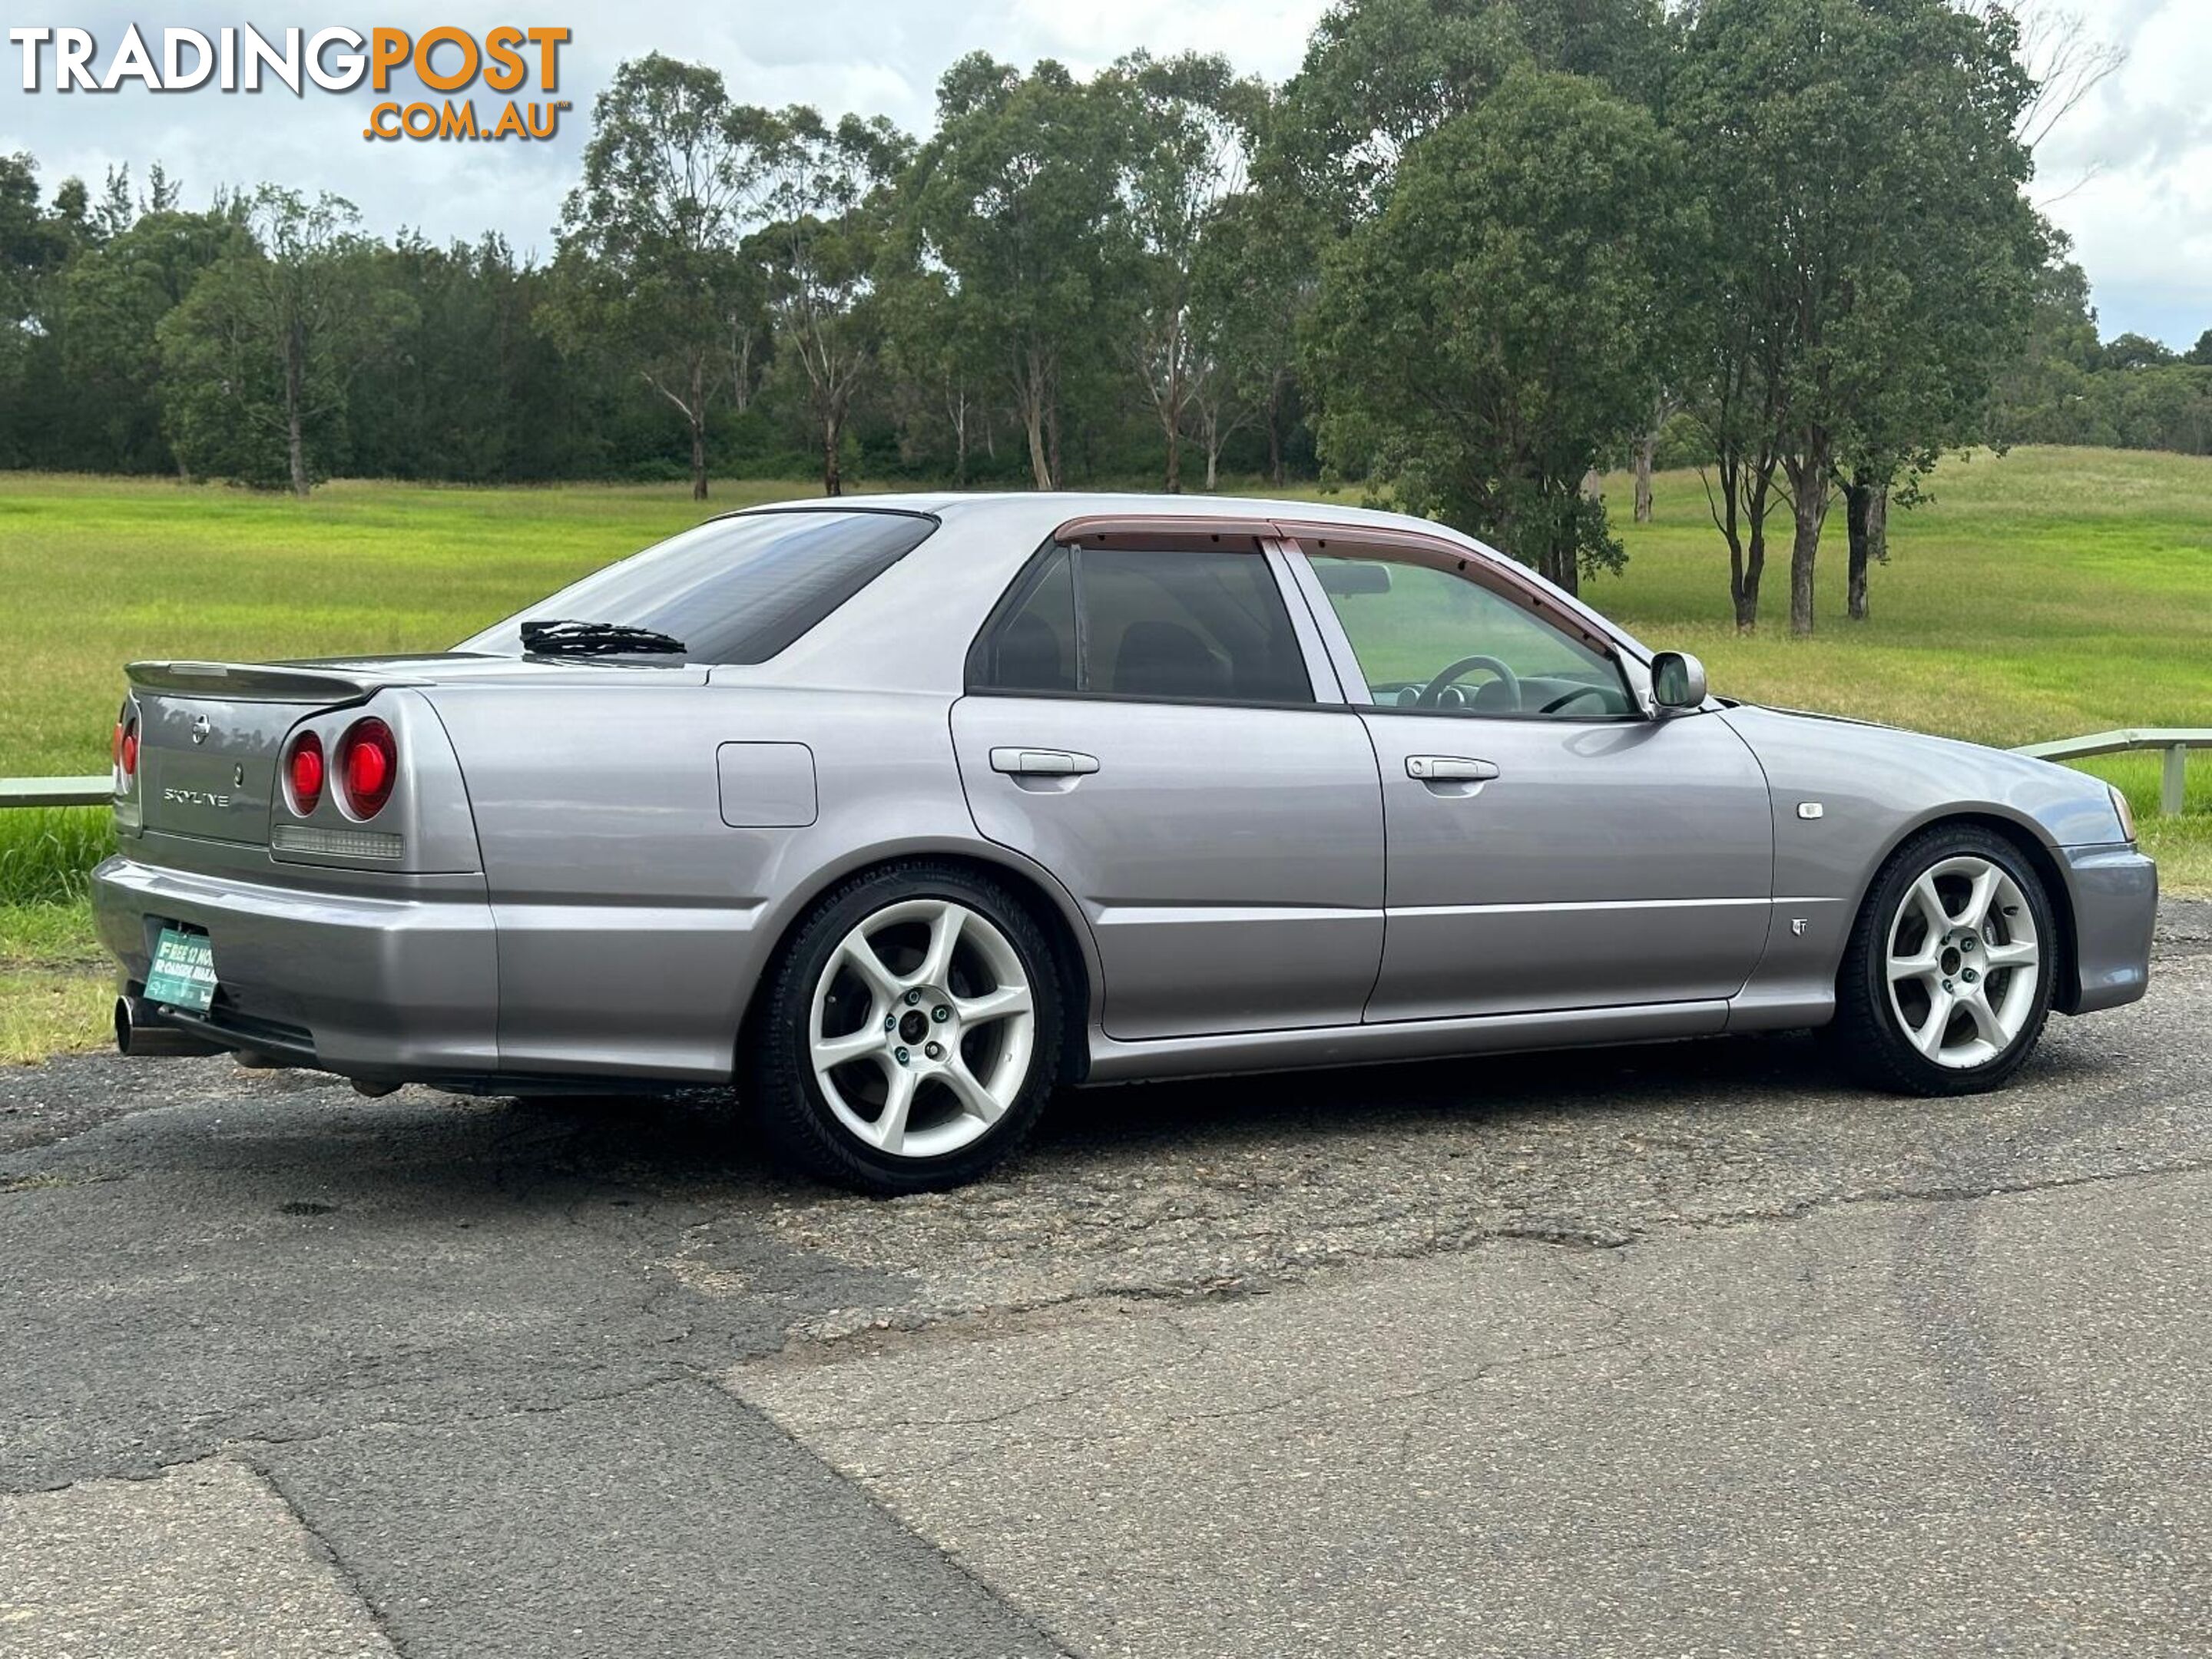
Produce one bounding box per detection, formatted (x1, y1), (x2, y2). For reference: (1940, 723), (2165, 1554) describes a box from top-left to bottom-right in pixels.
(1651, 651), (1708, 710)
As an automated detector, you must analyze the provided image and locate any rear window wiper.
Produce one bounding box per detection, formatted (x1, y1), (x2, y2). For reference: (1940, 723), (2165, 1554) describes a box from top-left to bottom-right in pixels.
(519, 619), (689, 657)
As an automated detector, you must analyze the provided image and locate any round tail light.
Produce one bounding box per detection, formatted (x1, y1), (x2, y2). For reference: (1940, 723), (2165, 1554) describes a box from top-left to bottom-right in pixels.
(336, 718), (397, 819)
(119, 721), (139, 781)
(286, 730), (326, 814)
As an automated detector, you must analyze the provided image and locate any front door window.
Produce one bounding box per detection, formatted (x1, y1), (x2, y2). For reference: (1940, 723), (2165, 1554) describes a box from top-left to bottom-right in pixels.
(1309, 555), (1634, 719)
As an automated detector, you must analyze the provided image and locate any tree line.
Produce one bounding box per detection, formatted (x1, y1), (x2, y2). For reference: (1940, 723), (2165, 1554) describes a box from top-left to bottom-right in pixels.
(0, 0), (2163, 633)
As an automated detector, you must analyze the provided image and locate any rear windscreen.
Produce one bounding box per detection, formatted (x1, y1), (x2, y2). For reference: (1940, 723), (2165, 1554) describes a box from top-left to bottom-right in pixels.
(458, 509), (937, 664)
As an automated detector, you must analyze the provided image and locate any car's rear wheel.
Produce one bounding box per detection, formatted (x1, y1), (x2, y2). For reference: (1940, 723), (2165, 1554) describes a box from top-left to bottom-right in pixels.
(745, 863), (1063, 1193)
(1833, 824), (2055, 1094)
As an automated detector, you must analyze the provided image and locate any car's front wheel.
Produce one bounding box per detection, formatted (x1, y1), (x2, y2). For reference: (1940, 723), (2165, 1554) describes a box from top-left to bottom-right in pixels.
(745, 863), (1063, 1193)
(1833, 824), (2055, 1094)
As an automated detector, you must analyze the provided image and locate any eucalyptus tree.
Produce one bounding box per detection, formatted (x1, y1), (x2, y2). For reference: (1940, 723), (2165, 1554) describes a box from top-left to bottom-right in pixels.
(155, 187), (409, 495)
(548, 53), (769, 501)
(1684, 279), (1785, 631)
(0, 154), (83, 464)
(750, 107), (911, 496)
(1276, 0), (1668, 220)
(1101, 51), (1265, 492)
(1307, 70), (1694, 594)
(1188, 141), (1320, 489)
(903, 54), (1132, 489)
(60, 196), (243, 475)
(1675, 0), (2038, 632)
(879, 260), (995, 486)
(1959, 0), (2125, 202)
(1629, 392), (1680, 524)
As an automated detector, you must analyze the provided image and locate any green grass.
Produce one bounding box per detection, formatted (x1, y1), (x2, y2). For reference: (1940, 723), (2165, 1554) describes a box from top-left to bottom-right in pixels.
(5, 451), (2203, 776)
(0, 813), (114, 1058)
(0, 473), (839, 777)
(1588, 446), (2212, 750)
(0, 808), (112, 906)
(0, 900), (109, 1062)
(0, 448), (2205, 1059)
(1578, 445), (2212, 892)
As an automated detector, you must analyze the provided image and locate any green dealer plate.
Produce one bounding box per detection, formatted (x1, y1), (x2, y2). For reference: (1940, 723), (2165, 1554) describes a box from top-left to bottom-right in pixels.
(144, 927), (217, 1013)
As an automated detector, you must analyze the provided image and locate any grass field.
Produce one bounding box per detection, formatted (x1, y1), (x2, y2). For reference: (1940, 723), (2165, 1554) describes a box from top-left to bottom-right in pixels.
(0, 446), (2206, 1058)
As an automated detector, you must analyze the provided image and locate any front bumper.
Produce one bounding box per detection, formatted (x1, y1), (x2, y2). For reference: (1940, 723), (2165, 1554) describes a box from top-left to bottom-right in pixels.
(92, 852), (499, 1077)
(2058, 843), (2158, 1015)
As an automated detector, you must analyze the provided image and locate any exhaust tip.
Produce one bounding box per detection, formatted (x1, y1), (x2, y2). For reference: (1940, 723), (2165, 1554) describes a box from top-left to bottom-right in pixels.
(114, 995), (227, 1059)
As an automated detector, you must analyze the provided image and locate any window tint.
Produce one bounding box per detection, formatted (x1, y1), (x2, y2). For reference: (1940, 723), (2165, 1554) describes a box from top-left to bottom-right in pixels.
(973, 545), (1313, 704)
(1311, 555), (1634, 718)
(459, 510), (935, 664)
(981, 548), (1078, 692)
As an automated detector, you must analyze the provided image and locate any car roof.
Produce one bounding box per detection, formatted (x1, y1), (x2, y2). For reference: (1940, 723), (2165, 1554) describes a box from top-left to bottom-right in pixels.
(730, 489), (1476, 542)
(727, 487), (1659, 697)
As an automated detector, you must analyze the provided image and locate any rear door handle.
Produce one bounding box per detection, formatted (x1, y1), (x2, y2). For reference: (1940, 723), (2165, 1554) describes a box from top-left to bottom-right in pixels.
(1406, 755), (1499, 782)
(990, 747), (1101, 777)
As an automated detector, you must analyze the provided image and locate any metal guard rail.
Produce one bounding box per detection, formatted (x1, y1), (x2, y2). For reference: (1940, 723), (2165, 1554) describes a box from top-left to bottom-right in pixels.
(2012, 729), (2209, 817)
(0, 775), (110, 809)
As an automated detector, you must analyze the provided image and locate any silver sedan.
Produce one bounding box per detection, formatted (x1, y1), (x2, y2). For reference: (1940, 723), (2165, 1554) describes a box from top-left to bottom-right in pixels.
(95, 495), (2157, 1192)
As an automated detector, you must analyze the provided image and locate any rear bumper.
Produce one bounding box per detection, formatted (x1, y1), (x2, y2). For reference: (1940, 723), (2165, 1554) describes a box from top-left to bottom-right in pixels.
(93, 853), (500, 1077)
(2058, 843), (2157, 1015)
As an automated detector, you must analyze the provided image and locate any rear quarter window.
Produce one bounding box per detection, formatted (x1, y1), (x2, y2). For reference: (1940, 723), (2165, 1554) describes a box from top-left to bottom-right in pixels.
(459, 509), (936, 664)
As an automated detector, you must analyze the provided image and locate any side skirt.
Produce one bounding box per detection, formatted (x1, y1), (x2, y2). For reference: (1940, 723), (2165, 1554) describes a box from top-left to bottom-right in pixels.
(1081, 998), (1731, 1084)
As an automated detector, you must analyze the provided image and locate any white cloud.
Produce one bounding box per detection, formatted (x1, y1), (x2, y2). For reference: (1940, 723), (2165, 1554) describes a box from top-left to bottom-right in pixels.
(2, 0), (2201, 345)
(2030, 0), (2212, 346)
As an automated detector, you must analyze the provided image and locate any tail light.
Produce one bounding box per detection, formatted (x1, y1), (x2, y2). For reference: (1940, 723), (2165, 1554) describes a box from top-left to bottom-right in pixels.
(118, 718), (139, 783)
(285, 730), (326, 814)
(336, 717), (397, 818)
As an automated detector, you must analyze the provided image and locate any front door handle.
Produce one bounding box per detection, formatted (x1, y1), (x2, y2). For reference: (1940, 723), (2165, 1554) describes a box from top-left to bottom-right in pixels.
(1406, 755), (1499, 782)
(990, 747), (1101, 777)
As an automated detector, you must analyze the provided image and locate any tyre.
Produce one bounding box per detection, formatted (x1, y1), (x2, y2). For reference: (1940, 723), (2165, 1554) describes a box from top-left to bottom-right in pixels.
(1833, 823), (2055, 1094)
(744, 862), (1064, 1194)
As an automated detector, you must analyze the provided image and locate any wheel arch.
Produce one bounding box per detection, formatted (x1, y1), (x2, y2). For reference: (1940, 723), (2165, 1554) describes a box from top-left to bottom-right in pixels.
(734, 838), (1099, 1084)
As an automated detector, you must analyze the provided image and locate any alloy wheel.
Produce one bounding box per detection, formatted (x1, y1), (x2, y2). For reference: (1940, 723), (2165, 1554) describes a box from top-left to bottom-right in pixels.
(806, 897), (1037, 1158)
(1883, 854), (2042, 1070)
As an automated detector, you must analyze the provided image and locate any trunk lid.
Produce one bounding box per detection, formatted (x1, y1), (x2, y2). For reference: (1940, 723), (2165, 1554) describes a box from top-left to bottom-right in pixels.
(127, 663), (386, 845)
(124, 654), (710, 843)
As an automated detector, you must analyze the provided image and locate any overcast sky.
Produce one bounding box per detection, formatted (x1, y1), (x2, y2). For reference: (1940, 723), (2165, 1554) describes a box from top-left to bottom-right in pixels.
(3, 0), (2204, 347)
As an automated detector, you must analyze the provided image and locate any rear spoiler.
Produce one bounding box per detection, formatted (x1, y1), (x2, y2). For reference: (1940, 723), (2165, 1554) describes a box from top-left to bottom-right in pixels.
(124, 661), (406, 703)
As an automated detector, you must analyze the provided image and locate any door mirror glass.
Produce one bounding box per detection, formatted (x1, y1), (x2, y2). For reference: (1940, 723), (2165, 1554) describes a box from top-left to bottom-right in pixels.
(1651, 651), (1708, 709)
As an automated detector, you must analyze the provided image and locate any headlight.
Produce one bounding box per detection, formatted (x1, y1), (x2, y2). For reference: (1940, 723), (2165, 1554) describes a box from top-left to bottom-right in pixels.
(2108, 783), (2137, 843)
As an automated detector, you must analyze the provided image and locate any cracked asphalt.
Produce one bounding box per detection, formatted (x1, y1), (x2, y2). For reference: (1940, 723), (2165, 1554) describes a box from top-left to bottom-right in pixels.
(2, 901), (2207, 1657)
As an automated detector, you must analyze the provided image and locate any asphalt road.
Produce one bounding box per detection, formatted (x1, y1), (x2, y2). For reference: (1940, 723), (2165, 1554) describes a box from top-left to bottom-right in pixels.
(2, 902), (2207, 1657)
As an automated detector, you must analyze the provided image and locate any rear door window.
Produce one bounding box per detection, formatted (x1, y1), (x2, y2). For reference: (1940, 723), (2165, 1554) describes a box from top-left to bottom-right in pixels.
(972, 545), (1314, 705)
(459, 509), (936, 664)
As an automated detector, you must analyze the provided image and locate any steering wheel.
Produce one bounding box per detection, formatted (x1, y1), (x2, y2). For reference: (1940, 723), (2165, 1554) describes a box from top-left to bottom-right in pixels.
(1538, 684), (1611, 715)
(1419, 654), (1520, 710)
